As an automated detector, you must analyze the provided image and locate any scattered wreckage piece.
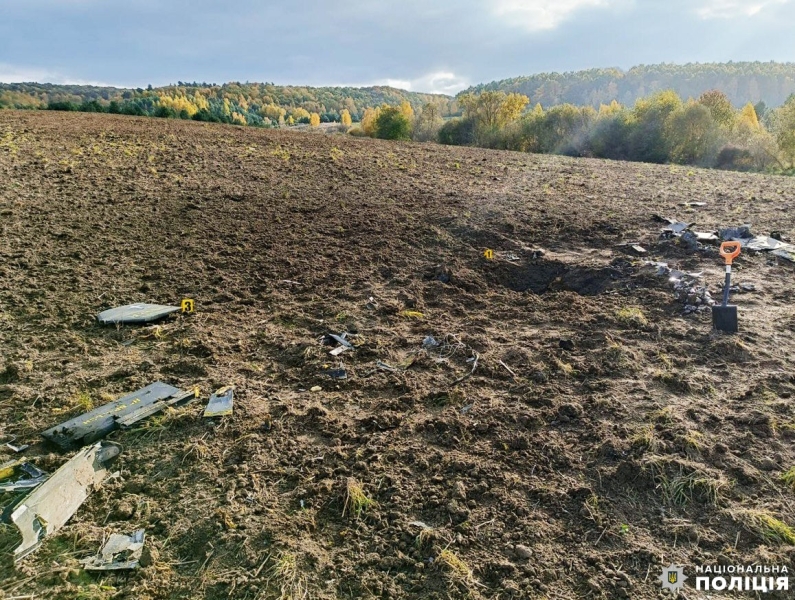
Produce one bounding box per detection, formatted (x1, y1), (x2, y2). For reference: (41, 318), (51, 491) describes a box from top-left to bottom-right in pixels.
(203, 386), (234, 418)
(0, 461), (48, 494)
(42, 382), (198, 449)
(323, 332), (356, 356)
(719, 225), (795, 262)
(11, 441), (121, 561)
(97, 299), (194, 325)
(643, 261), (714, 315)
(81, 529), (145, 571)
(4, 435), (30, 453)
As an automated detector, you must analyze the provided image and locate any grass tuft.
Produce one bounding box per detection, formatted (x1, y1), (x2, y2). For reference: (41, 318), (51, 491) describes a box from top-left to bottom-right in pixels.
(779, 467), (795, 491)
(733, 509), (795, 545)
(343, 478), (377, 519)
(616, 306), (648, 328)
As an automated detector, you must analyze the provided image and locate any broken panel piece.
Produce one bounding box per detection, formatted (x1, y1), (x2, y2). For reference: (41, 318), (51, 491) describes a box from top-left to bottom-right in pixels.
(11, 441), (121, 561)
(42, 382), (197, 449)
(97, 303), (182, 325)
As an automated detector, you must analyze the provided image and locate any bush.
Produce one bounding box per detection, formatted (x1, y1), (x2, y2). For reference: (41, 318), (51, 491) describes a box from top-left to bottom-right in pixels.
(438, 117), (476, 145)
(47, 101), (79, 111)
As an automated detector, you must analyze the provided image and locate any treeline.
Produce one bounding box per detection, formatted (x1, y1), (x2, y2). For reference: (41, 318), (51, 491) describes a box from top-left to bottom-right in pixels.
(464, 62), (795, 110)
(433, 90), (795, 172)
(0, 81), (456, 126)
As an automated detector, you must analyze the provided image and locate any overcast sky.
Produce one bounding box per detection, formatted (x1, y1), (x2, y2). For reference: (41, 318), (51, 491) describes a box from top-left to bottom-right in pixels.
(1, 0), (793, 94)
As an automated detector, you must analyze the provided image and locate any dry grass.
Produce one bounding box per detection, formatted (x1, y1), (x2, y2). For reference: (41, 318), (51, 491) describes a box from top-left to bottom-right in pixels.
(437, 548), (476, 586)
(266, 551), (308, 600)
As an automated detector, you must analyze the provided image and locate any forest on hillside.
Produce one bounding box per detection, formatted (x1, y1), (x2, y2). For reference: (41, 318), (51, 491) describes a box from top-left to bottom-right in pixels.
(0, 81), (455, 126)
(463, 62), (795, 109)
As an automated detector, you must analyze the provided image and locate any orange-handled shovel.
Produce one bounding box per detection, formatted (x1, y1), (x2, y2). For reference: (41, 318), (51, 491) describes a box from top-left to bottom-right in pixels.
(712, 242), (741, 333)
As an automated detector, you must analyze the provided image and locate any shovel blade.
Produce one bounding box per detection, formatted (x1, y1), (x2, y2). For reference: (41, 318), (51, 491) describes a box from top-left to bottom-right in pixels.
(712, 305), (738, 333)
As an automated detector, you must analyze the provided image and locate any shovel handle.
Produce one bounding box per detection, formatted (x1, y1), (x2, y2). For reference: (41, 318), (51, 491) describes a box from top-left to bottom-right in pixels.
(719, 242), (741, 265)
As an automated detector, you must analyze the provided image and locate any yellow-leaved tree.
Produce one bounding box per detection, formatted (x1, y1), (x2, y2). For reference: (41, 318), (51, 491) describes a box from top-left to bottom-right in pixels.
(309, 113), (321, 127)
(361, 107), (381, 137)
(340, 109), (352, 127)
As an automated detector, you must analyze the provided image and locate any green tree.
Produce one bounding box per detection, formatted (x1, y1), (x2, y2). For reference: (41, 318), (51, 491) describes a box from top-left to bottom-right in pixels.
(375, 105), (412, 140)
(771, 95), (795, 168)
(628, 90), (683, 163)
(665, 102), (721, 165)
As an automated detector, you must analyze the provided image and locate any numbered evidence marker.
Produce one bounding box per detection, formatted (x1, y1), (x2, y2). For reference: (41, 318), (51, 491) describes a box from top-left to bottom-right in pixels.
(181, 298), (195, 313)
(483, 249), (494, 260)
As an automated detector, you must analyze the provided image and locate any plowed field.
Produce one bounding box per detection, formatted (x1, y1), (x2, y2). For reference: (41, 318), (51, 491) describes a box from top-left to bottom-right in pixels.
(1, 111), (795, 599)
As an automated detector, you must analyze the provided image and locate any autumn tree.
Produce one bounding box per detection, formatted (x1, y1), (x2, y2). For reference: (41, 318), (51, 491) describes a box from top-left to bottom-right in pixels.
(340, 109), (352, 127)
(309, 112), (321, 127)
(361, 107), (381, 137)
(698, 90), (736, 130)
(458, 91), (529, 145)
(413, 102), (444, 142)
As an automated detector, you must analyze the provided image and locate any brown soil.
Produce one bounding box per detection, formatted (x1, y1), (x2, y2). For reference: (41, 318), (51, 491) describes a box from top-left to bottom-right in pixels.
(1, 111), (795, 599)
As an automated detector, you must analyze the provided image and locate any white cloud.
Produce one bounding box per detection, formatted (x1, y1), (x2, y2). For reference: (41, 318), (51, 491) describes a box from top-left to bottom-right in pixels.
(343, 72), (470, 96)
(0, 63), (114, 86)
(696, 0), (790, 18)
(492, 0), (618, 31)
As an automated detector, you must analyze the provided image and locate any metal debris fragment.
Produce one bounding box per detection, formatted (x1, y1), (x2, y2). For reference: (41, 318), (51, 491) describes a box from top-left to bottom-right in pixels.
(203, 386), (234, 418)
(11, 442), (121, 561)
(81, 529), (146, 571)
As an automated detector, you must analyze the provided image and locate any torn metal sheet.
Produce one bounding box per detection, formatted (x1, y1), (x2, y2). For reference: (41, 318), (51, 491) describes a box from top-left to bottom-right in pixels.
(98, 303), (181, 325)
(694, 232), (719, 243)
(323, 368), (347, 380)
(719, 225), (753, 241)
(42, 382), (197, 449)
(203, 387), (234, 418)
(375, 361), (398, 373)
(81, 529), (145, 571)
(744, 235), (789, 252)
(773, 248), (795, 263)
(0, 462), (48, 494)
(4, 435), (29, 453)
(11, 441), (120, 561)
(329, 346), (348, 357)
(679, 201), (707, 208)
(663, 221), (692, 234)
(326, 334), (354, 349)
